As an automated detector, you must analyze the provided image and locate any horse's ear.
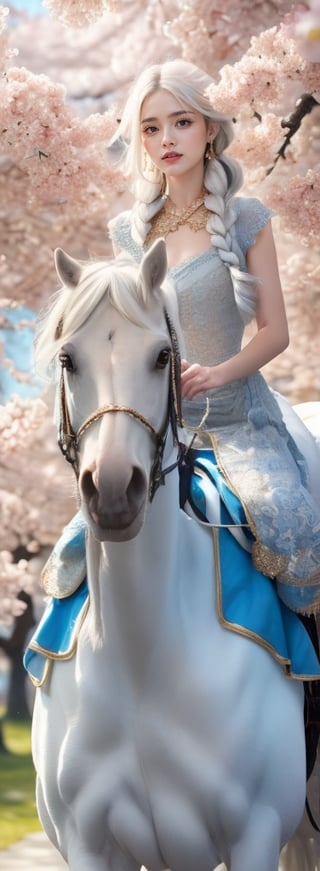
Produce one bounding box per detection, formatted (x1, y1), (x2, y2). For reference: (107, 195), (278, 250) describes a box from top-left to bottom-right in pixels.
(138, 238), (168, 297)
(54, 248), (82, 289)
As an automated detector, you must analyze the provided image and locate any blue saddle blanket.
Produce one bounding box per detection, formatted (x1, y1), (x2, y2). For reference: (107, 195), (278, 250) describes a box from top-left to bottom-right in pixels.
(187, 451), (320, 680)
(24, 449), (320, 685)
(24, 580), (89, 686)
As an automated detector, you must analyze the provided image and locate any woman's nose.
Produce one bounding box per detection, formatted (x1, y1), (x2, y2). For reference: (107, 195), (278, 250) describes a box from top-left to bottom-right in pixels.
(162, 127), (175, 147)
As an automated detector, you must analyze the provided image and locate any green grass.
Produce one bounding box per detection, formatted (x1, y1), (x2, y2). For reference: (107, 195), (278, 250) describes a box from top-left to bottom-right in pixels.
(0, 719), (42, 850)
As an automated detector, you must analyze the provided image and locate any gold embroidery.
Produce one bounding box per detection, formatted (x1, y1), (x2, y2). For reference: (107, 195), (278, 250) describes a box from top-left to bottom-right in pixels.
(207, 431), (259, 537)
(252, 541), (289, 580)
(207, 431), (292, 582)
(41, 553), (87, 598)
(145, 194), (209, 247)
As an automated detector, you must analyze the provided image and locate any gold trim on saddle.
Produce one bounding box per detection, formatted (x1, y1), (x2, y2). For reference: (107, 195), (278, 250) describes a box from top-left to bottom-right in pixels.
(26, 595), (89, 687)
(211, 528), (315, 682)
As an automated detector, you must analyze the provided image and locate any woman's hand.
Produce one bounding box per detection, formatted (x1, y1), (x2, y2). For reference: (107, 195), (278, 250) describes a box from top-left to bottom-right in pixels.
(181, 359), (224, 399)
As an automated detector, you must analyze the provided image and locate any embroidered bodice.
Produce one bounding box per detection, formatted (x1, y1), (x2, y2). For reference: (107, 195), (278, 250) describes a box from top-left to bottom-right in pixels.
(109, 196), (272, 429)
(109, 196), (320, 605)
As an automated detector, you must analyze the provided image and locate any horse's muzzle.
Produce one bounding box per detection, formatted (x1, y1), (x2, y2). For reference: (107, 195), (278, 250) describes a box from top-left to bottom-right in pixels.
(80, 465), (148, 541)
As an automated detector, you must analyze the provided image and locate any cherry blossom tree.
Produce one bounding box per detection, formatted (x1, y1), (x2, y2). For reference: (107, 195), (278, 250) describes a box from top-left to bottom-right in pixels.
(0, 0), (319, 619)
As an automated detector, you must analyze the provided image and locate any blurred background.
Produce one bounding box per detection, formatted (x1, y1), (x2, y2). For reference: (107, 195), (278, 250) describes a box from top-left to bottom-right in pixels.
(0, 0), (319, 852)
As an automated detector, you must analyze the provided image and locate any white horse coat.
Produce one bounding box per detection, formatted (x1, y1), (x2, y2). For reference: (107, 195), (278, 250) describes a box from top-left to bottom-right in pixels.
(30, 241), (320, 871)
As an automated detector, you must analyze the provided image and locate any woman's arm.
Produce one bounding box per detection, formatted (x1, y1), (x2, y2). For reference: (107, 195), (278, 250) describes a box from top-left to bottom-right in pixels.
(181, 221), (289, 400)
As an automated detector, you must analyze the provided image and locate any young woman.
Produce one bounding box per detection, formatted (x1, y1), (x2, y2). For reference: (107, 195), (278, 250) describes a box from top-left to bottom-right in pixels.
(41, 59), (320, 680)
(106, 59), (320, 618)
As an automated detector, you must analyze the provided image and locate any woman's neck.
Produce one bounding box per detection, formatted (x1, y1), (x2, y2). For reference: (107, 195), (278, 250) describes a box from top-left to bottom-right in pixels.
(166, 169), (206, 209)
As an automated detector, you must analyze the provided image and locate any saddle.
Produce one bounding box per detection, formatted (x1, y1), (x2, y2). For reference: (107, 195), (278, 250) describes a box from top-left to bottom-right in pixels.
(24, 446), (320, 786)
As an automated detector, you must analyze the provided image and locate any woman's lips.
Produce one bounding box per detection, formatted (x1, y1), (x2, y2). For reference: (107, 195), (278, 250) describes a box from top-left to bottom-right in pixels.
(162, 152), (182, 163)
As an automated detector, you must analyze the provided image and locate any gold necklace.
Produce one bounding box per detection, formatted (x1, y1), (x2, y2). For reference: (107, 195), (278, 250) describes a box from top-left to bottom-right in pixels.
(145, 192), (208, 247)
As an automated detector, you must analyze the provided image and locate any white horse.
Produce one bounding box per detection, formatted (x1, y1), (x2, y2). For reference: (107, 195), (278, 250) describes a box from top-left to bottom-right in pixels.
(29, 239), (320, 871)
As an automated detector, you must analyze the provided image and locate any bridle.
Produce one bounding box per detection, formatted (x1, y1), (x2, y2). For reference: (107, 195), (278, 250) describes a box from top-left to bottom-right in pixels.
(58, 309), (183, 502)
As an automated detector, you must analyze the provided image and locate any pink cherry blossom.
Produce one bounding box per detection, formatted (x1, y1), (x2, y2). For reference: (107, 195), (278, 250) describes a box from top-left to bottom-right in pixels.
(0, 551), (34, 624)
(265, 168), (320, 241)
(0, 4), (18, 66)
(43, 0), (116, 28)
(165, 0), (299, 75)
(0, 66), (123, 213)
(208, 20), (319, 117)
(1, 0), (320, 623)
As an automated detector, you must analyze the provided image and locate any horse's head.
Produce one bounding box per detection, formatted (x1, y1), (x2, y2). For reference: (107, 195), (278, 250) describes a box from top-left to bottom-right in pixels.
(36, 240), (182, 542)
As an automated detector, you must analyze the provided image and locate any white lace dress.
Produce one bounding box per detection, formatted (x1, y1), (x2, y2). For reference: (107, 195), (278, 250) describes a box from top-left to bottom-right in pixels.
(109, 196), (320, 616)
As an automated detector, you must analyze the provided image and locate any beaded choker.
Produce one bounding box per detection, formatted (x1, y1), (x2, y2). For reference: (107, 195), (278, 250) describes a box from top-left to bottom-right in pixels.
(145, 193), (208, 246)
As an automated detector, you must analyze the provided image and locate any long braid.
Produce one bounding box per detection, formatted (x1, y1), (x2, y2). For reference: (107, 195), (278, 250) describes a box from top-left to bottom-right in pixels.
(131, 160), (257, 324)
(204, 156), (257, 323)
(108, 59), (261, 323)
(131, 176), (164, 245)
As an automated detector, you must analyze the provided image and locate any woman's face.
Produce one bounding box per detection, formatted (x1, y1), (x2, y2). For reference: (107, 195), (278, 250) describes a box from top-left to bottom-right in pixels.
(140, 89), (214, 181)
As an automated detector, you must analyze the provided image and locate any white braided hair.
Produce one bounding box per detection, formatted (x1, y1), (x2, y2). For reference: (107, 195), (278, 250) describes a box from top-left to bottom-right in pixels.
(109, 59), (257, 323)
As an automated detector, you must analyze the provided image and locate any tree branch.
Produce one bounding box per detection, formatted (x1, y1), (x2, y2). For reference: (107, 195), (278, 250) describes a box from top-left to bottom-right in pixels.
(266, 93), (319, 176)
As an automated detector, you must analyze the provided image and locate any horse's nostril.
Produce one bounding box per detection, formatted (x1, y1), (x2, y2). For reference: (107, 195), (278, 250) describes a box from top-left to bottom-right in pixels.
(81, 470), (97, 502)
(128, 467), (146, 502)
(80, 466), (147, 515)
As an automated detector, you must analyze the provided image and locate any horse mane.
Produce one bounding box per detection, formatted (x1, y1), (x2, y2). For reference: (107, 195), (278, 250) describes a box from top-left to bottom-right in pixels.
(34, 253), (177, 379)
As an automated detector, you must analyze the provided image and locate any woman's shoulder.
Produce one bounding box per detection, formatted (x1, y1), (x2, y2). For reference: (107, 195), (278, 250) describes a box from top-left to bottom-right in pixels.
(108, 209), (142, 260)
(233, 196), (275, 255)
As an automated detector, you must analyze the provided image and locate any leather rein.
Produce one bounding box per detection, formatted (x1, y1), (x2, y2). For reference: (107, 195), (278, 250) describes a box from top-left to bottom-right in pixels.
(57, 309), (183, 502)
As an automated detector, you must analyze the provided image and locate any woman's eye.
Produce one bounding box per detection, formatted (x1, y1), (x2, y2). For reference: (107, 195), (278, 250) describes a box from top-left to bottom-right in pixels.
(156, 348), (170, 370)
(177, 118), (191, 128)
(143, 125), (158, 135)
(59, 352), (75, 373)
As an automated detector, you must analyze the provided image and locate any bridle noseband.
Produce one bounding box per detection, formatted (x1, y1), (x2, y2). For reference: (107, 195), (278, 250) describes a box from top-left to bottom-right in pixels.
(58, 309), (183, 502)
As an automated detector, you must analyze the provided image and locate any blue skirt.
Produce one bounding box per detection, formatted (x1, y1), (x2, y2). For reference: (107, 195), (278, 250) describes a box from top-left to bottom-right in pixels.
(24, 448), (320, 685)
(183, 447), (320, 680)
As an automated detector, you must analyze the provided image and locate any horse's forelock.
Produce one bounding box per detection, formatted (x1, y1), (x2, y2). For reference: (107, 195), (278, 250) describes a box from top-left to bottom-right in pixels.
(34, 256), (169, 378)
(60, 257), (163, 333)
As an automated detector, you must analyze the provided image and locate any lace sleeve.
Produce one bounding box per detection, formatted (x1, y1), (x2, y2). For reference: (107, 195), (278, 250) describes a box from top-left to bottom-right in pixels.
(108, 211), (143, 262)
(227, 197), (275, 323)
(234, 197), (275, 260)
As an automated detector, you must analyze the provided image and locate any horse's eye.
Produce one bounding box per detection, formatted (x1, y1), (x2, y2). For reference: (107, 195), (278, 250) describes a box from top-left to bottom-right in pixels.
(156, 348), (170, 370)
(59, 351), (75, 372)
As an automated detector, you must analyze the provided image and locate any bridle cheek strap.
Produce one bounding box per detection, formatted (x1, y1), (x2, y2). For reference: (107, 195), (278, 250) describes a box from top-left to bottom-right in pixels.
(58, 372), (79, 468)
(58, 307), (183, 501)
(58, 369), (178, 502)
